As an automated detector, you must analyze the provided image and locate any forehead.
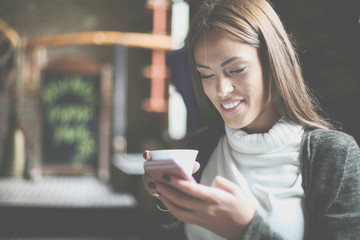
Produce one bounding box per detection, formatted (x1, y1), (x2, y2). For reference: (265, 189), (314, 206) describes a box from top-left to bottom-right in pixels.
(194, 30), (259, 65)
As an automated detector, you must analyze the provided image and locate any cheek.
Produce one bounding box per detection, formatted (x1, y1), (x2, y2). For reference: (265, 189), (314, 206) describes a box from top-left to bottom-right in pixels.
(248, 73), (267, 101)
(257, 77), (269, 103)
(202, 83), (214, 101)
(203, 84), (220, 109)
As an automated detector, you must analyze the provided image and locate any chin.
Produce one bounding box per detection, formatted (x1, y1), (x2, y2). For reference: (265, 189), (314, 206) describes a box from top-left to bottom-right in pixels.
(224, 121), (246, 130)
(224, 115), (256, 131)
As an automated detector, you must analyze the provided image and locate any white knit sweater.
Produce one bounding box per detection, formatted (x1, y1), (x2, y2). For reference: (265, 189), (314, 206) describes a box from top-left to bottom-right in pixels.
(185, 119), (305, 240)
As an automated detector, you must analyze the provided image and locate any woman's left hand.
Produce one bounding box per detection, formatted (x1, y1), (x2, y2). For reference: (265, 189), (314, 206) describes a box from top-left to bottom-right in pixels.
(156, 174), (256, 240)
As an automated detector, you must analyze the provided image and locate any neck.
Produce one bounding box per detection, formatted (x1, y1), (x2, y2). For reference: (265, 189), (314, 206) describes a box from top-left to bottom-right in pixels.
(243, 104), (280, 134)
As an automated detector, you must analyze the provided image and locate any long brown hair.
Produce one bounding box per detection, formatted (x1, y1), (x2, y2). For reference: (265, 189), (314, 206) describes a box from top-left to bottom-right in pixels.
(186, 0), (334, 130)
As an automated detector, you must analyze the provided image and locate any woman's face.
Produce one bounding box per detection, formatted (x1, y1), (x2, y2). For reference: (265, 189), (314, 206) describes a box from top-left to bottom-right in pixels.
(194, 30), (278, 133)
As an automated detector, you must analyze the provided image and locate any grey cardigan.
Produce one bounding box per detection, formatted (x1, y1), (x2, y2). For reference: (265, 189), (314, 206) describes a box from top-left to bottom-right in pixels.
(159, 128), (360, 240)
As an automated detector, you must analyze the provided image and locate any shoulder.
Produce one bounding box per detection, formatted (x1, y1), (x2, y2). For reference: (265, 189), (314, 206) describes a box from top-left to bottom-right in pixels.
(302, 128), (359, 155)
(300, 128), (360, 198)
(301, 128), (359, 169)
(304, 128), (355, 143)
(300, 129), (360, 237)
(300, 128), (359, 186)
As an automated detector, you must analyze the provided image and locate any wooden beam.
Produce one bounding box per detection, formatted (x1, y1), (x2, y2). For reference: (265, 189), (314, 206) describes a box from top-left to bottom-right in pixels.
(0, 19), (20, 47)
(25, 31), (175, 50)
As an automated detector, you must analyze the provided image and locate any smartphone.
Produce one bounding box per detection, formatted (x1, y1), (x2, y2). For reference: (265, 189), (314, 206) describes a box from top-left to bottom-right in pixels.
(144, 159), (194, 182)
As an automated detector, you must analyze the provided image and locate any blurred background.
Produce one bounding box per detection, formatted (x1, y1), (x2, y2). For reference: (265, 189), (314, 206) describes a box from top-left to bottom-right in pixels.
(0, 0), (359, 239)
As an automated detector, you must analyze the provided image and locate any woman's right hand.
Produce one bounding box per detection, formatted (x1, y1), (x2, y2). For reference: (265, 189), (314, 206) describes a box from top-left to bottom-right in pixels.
(141, 150), (201, 198)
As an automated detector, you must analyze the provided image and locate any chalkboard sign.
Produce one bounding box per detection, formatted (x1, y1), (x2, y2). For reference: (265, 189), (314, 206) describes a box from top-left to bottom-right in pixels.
(42, 73), (100, 171)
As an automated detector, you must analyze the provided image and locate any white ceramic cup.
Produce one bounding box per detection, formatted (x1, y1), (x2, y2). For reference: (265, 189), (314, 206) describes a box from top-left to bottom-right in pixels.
(150, 149), (198, 176)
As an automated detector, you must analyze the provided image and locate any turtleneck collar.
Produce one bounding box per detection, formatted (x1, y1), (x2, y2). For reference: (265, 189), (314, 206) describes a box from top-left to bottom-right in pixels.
(225, 118), (304, 155)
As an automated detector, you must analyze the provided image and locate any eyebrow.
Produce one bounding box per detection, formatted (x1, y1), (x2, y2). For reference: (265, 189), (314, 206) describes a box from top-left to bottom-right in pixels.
(221, 57), (239, 67)
(196, 63), (211, 69)
(196, 56), (241, 69)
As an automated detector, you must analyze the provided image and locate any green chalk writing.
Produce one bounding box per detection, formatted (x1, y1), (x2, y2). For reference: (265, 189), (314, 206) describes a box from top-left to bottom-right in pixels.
(43, 75), (98, 166)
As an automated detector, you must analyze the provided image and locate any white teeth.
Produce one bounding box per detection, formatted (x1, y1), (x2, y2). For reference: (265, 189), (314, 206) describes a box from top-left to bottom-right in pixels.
(222, 101), (240, 110)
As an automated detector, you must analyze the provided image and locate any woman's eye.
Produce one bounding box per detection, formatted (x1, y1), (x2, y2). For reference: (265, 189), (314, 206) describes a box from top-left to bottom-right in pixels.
(200, 74), (215, 80)
(229, 66), (247, 75)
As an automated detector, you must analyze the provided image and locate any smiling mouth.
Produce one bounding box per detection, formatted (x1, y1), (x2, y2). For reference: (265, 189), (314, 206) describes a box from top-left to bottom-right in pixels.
(222, 100), (241, 110)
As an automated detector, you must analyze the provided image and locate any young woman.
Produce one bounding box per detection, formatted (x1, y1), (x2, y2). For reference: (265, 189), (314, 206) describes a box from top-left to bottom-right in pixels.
(142, 0), (360, 239)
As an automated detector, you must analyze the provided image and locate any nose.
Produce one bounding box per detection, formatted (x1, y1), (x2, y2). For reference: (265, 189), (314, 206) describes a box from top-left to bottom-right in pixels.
(216, 76), (234, 98)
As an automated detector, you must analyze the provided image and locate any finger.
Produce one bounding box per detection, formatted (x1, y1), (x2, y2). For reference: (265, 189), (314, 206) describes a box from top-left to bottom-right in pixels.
(143, 150), (152, 160)
(211, 176), (240, 196)
(192, 161), (200, 174)
(162, 175), (222, 203)
(156, 181), (204, 211)
(141, 174), (153, 194)
(158, 193), (200, 224)
(212, 176), (256, 210)
(141, 171), (154, 183)
(142, 173), (159, 197)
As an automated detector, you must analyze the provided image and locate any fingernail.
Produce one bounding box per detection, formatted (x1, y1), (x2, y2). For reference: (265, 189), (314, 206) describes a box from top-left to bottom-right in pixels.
(143, 151), (149, 159)
(148, 181), (156, 189)
(162, 174), (171, 182)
